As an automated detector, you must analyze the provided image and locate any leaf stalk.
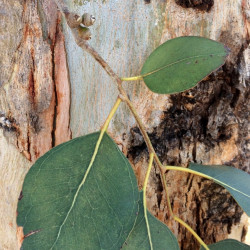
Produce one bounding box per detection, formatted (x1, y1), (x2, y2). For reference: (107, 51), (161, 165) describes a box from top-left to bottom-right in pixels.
(164, 166), (213, 180)
(143, 153), (154, 250)
(120, 76), (143, 81)
(174, 216), (209, 250)
(101, 97), (122, 132)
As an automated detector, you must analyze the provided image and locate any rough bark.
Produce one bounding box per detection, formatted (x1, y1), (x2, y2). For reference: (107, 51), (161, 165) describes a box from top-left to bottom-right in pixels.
(0, 0), (71, 248)
(0, 0), (249, 249)
(128, 1), (250, 249)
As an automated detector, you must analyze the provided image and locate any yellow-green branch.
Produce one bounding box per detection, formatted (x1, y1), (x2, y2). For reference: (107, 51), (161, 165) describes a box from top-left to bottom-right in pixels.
(121, 76), (143, 81)
(160, 168), (174, 217)
(164, 166), (213, 180)
(174, 216), (209, 250)
(162, 165), (209, 250)
(101, 97), (122, 132)
(143, 153), (154, 250)
(164, 165), (250, 199)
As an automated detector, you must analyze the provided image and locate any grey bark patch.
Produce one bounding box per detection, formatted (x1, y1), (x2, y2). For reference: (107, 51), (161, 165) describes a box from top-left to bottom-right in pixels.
(175, 0), (214, 12)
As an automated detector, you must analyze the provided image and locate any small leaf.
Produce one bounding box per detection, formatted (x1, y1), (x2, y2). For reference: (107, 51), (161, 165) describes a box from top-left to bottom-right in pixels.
(17, 132), (139, 249)
(123, 192), (179, 250)
(189, 163), (250, 216)
(200, 239), (250, 249)
(141, 36), (229, 94)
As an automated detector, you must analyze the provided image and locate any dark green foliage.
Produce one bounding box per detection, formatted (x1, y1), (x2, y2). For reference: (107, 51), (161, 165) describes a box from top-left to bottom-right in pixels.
(141, 36), (228, 94)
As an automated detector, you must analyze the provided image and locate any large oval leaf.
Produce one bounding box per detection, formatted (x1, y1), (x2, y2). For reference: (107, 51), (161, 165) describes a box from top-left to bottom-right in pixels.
(17, 132), (139, 249)
(123, 192), (179, 250)
(189, 163), (250, 216)
(141, 36), (229, 94)
(201, 239), (250, 249)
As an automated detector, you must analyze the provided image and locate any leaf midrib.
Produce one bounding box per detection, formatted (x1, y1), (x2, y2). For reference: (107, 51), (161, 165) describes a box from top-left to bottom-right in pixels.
(142, 53), (226, 78)
(190, 168), (250, 198)
(50, 132), (105, 249)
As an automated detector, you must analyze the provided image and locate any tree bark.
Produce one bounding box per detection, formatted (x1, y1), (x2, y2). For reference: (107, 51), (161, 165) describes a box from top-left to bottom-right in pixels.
(0, 0), (249, 249)
(0, 0), (71, 248)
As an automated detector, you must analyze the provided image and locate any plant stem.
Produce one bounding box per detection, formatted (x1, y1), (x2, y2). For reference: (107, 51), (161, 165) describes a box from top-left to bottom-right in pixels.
(101, 97), (122, 132)
(160, 168), (174, 216)
(123, 97), (173, 216)
(121, 76), (143, 81)
(143, 153), (154, 250)
(174, 216), (209, 250)
(165, 166), (250, 198)
(164, 166), (212, 180)
(78, 42), (123, 86)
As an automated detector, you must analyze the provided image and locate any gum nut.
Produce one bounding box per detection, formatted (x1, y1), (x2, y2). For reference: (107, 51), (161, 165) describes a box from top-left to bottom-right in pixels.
(77, 26), (91, 40)
(82, 13), (96, 27)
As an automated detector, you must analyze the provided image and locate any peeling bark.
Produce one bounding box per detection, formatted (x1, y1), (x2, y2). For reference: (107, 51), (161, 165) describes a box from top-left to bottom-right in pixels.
(0, 0), (71, 248)
(54, 15), (72, 146)
(0, 0), (71, 161)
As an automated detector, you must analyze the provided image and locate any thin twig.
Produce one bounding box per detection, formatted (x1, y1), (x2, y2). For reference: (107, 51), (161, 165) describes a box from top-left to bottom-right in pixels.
(53, 0), (172, 216)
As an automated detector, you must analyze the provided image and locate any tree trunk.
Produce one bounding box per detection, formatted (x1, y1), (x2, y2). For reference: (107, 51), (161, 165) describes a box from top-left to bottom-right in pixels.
(0, 0), (249, 249)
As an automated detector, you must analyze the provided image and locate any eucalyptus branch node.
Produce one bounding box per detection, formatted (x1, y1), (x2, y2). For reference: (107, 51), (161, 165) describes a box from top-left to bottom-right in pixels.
(118, 94), (127, 101)
(65, 12), (82, 28)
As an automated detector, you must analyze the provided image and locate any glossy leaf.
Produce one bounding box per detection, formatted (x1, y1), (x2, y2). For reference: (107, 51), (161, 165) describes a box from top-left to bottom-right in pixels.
(189, 163), (250, 216)
(123, 192), (179, 250)
(141, 36), (229, 94)
(17, 132), (139, 249)
(200, 239), (250, 249)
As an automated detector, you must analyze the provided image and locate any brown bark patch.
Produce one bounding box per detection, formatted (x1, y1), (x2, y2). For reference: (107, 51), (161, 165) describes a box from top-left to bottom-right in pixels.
(175, 0), (214, 12)
(1, 1), (71, 162)
(53, 16), (72, 146)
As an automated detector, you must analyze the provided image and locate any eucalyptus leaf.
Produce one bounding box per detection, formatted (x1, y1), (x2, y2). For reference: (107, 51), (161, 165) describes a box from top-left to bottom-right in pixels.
(17, 132), (139, 249)
(200, 239), (250, 249)
(123, 192), (179, 250)
(141, 36), (229, 94)
(189, 163), (250, 216)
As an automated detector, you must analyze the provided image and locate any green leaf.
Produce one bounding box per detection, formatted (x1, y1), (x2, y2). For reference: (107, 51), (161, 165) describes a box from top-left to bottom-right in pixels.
(123, 192), (179, 250)
(17, 132), (139, 249)
(200, 239), (250, 249)
(189, 163), (250, 216)
(141, 36), (229, 94)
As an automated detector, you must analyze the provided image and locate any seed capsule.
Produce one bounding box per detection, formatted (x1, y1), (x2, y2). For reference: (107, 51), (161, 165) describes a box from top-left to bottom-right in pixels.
(76, 26), (91, 40)
(82, 13), (96, 27)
